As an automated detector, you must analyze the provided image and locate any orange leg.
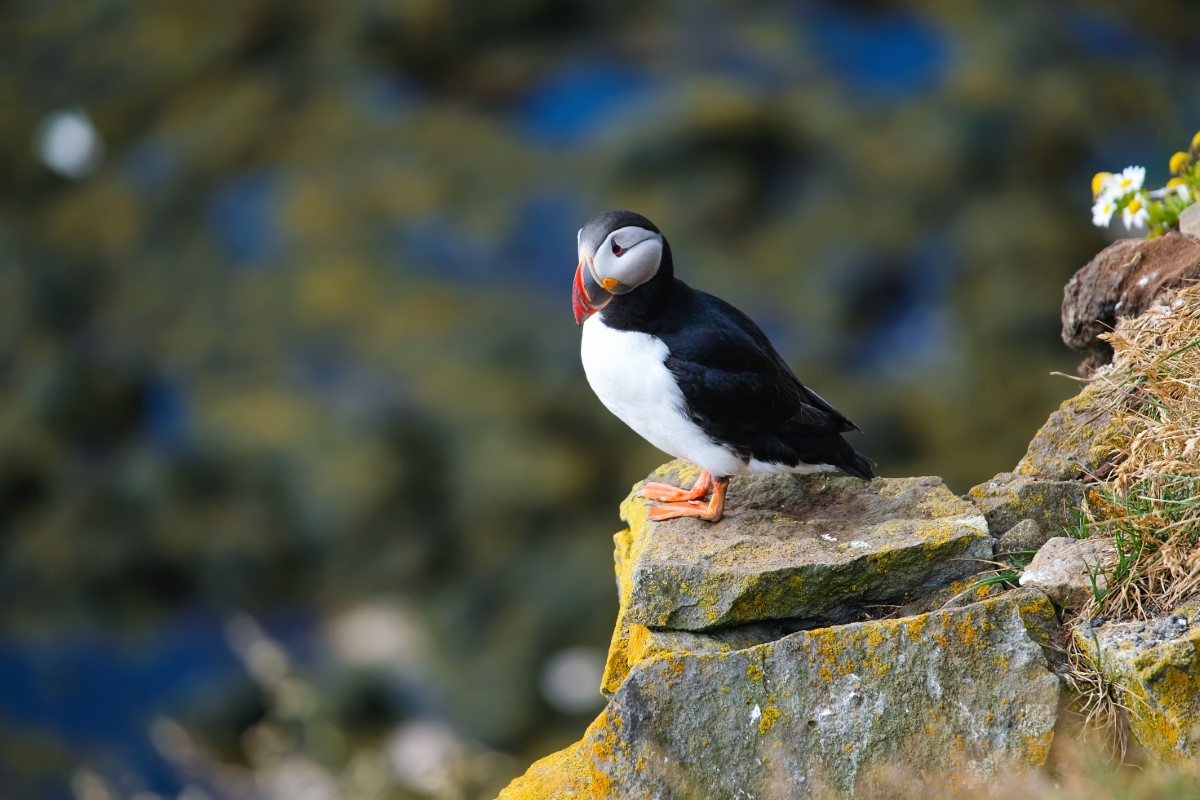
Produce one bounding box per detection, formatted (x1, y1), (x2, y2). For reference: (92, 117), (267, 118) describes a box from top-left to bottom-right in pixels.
(648, 476), (729, 522)
(640, 469), (713, 502)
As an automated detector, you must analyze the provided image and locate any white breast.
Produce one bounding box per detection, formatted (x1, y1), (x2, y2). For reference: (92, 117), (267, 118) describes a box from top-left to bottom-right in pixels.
(581, 316), (744, 476)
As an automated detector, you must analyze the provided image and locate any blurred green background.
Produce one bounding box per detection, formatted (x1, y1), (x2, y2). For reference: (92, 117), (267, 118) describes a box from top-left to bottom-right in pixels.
(1, 1), (1198, 798)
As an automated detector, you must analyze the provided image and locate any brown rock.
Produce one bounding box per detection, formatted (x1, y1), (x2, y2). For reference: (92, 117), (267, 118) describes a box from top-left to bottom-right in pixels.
(1062, 232), (1200, 375)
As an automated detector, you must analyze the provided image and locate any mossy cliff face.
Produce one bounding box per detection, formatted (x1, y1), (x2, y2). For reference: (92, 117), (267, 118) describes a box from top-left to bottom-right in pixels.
(502, 296), (1200, 798)
(500, 463), (1065, 799)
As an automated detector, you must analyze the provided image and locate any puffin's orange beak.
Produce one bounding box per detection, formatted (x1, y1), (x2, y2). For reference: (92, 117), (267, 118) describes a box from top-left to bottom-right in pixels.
(572, 259), (612, 325)
(572, 260), (590, 325)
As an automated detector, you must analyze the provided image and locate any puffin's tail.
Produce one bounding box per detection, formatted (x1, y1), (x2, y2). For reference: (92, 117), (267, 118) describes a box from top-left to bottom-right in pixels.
(782, 433), (876, 480)
(838, 445), (876, 481)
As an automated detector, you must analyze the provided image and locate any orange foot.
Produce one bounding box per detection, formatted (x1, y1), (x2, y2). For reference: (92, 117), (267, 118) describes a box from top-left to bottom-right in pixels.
(640, 469), (713, 502)
(647, 476), (729, 522)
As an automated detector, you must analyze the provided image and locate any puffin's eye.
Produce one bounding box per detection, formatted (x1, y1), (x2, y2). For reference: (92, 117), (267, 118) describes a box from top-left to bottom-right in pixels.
(612, 240), (625, 256)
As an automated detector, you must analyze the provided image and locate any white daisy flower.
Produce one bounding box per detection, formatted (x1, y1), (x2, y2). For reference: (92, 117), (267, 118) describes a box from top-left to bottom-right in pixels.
(1148, 181), (1191, 201)
(1110, 165), (1146, 198)
(1091, 195), (1116, 227)
(1122, 193), (1150, 230)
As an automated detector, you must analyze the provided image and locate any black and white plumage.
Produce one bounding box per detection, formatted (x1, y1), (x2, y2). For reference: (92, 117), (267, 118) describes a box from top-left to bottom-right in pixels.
(572, 209), (874, 522)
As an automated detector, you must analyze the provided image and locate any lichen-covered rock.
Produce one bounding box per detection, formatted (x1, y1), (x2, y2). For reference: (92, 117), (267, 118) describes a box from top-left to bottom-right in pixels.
(969, 472), (1087, 539)
(1012, 381), (1129, 480)
(619, 462), (990, 632)
(601, 461), (992, 693)
(997, 519), (1050, 554)
(1018, 536), (1116, 609)
(585, 590), (1061, 798)
(1074, 600), (1200, 761)
(496, 741), (592, 800)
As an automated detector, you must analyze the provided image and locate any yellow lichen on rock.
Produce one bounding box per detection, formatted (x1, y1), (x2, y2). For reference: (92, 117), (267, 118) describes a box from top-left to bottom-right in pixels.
(576, 705), (646, 799)
(1126, 630), (1200, 759)
(1018, 731), (1055, 765)
(758, 703), (781, 734)
(502, 589), (1062, 799)
(600, 487), (653, 694)
(495, 740), (592, 800)
(1074, 607), (1200, 761)
(1014, 379), (1130, 480)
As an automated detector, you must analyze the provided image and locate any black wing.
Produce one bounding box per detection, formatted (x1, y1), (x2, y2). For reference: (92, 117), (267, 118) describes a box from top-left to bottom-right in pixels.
(654, 284), (859, 437)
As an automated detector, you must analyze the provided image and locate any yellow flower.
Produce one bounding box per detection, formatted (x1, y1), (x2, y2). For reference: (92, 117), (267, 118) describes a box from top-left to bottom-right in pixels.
(1167, 177), (1185, 187)
(1092, 171), (1113, 197)
(1170, 151), (1190, 174)
(1192, 130), (1200, 153)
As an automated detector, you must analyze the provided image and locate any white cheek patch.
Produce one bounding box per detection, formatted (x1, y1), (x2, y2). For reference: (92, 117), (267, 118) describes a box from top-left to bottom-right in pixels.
(595, 227), (663, 291)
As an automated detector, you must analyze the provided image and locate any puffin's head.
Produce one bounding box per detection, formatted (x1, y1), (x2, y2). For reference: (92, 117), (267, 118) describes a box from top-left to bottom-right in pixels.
(572, 210), (665, 325)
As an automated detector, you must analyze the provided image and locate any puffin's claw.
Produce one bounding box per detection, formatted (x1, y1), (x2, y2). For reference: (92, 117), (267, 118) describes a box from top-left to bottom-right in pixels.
(646, 476), (728, 522)
(639, 470), (713, 502)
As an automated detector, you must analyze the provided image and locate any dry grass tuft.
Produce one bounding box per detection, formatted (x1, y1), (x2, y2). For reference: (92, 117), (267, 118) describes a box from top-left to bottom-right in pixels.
(1077, 284), (1200, 621)
(1060, 638), (1137, 759)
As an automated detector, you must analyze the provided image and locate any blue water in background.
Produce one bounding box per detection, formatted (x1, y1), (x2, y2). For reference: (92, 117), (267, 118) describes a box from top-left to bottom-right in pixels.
(807, 7), (951, 99)
(0, 613), (315, 797)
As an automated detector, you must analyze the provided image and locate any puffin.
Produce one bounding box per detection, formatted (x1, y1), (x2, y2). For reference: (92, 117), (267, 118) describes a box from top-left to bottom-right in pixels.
(572, 209), (874, 523)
